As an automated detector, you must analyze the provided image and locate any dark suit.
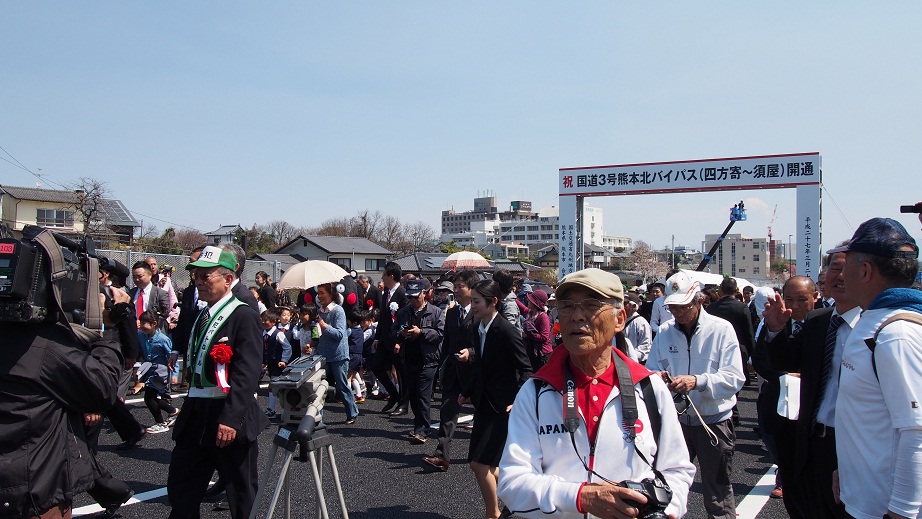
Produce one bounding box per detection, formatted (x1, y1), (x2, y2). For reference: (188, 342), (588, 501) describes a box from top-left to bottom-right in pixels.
(371, 285), (408, 405)
(462, 314), (532, 466)
(232, 281), (260, 312)
(752, 322), (803, 518)
(167, 301), (270, 519)
(764, 307), (845, 519)
(173, 285), (199, 357)
(130, 284), (171, 325)
(258, 284), (277, 309)
(360, 284), (382, 311)
(707, 296), (755, 362)
(433, 305), (475, 461)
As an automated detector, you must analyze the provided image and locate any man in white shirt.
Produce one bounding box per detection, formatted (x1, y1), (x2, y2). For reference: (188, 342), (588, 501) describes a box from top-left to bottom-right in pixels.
(829, 218), (922, 519)
(646, 272), (745, 519)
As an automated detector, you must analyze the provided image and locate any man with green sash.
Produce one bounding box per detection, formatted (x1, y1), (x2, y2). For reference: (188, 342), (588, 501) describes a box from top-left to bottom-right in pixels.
(167, 246), (269, 519)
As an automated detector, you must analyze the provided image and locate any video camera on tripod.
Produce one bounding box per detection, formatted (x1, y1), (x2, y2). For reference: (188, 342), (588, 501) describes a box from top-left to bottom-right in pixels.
(269, 354), (328, 435)
(254, 355), (351, 519)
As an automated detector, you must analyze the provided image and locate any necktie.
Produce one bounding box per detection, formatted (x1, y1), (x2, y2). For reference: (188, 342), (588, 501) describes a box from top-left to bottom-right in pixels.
(792, 320), (803, 335)
(459, 307), (466, 324)
(136, 290), (144, 319)
(813, 313), (845, 423)
(195, 307), (211, 345)
(192, 307), (210, 388)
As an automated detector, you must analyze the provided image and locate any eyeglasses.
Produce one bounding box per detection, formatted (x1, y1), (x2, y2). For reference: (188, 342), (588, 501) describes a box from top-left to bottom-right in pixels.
(557, 298), (613, 317)
(192, 270), (223, 282)
(666, 301), (698, 312)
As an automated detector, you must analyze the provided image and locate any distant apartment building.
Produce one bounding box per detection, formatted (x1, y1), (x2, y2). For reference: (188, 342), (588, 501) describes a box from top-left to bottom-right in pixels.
(440, 195), (609, 249)
(602, 235), (633, 252)
(701, 234), (770, 278)
(441, 195), (537, 235)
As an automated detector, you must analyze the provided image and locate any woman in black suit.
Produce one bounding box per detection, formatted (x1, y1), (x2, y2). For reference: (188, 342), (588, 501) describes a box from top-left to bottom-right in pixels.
(457, 280), (532, 519)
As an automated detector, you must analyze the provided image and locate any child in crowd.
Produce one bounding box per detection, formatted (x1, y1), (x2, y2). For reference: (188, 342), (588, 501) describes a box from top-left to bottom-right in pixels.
(278, 306), (298, 363)
(292, 303), (320, 355)
(359, 309), (385, 398)
(347, 312), (366, 402)
(250, 286), (267, 314)
(137, 311), (179, 434)
(261, 307), (291, 419)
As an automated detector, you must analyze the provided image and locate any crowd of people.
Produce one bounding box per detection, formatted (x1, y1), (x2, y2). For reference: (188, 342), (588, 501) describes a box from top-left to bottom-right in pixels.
(3, 215), (919, 519)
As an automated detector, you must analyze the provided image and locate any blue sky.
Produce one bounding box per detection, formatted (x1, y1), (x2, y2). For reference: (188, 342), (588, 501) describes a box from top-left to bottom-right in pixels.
(2, 2), (920, 252)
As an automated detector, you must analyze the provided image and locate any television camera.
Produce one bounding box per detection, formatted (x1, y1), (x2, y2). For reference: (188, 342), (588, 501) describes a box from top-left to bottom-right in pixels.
(0, 225), (100, 327)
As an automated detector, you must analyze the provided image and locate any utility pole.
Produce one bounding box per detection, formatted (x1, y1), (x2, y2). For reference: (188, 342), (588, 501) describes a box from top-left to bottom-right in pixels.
(788, 234), (793, 278)
(671, 235), (675, 269)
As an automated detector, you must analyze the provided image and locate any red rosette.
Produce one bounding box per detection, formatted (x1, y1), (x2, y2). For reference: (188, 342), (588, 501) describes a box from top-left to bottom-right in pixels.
(210, 343), (233, 364)
(366, 299), (374, 308)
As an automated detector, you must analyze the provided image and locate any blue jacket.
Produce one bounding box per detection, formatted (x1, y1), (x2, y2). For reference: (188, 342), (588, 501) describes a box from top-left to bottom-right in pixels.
(317, 304), (349, 362)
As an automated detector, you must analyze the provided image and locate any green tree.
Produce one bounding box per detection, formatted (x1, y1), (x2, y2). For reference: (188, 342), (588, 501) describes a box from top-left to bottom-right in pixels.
(440, 240), (463, 254)
(234, 225), (275, 256)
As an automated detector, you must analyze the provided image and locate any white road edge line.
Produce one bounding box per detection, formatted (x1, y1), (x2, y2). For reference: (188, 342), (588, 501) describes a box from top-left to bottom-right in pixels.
(735, 464), (778, 519)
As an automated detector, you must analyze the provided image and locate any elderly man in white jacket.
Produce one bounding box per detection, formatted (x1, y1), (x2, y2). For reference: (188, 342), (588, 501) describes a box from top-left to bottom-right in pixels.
(646, 271), (745, 519)
(498, 269), (694, 519)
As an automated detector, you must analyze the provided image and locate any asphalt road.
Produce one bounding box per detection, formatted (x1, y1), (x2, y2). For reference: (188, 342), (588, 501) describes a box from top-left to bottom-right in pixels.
(74, 381), (793, 519)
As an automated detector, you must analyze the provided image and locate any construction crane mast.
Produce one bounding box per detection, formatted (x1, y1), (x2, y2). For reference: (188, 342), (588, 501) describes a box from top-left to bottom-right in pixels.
(767, 204), (777, 242)
(696, 201), (747, 272)
(767, 204), (777, 263)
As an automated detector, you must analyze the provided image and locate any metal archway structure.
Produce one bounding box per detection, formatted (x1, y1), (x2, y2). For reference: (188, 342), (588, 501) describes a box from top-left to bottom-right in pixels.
(558, 152), (822, 280)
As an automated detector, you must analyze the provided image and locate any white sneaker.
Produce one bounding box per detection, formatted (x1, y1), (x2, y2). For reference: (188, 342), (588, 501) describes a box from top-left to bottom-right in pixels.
(146, 423), (170, 434)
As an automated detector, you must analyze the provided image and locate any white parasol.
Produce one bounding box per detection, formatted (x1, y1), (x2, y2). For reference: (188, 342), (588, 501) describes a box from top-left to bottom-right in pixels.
(440, 251), (491, 270)
(276, 260), (349, 290)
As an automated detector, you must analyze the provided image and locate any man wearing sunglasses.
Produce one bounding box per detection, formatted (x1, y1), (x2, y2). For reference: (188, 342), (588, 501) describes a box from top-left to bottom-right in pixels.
(646, 272), (746, 519)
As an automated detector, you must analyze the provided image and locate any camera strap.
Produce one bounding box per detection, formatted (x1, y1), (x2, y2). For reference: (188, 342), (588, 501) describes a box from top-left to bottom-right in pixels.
(31, 229), (103, 341)
(562, 353), (666, 481)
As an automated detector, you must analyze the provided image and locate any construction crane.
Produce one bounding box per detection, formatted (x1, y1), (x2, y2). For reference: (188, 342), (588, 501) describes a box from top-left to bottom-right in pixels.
(767, 204), (777, 243)
(696, 201), (747, 272)
(767, 204), (778, 264)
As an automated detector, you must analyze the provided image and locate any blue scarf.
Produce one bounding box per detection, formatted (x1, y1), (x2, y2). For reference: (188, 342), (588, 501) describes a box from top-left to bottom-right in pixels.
(867, 288), (922, 314)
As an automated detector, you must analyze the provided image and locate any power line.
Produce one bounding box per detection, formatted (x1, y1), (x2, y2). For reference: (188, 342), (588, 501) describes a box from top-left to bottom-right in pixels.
(821, 184), (853, 233)
(130, 210), (203, 232)
(0, 144), (69, 189)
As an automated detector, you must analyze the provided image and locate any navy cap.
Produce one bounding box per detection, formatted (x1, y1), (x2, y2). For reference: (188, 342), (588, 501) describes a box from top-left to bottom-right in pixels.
(826, 217), (919, 259)
(406, 278), (431, 297)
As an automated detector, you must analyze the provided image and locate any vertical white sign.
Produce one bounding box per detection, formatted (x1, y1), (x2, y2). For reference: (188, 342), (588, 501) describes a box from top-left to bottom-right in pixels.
(558, 195), (578, 279)
(796, 182), (822, 280)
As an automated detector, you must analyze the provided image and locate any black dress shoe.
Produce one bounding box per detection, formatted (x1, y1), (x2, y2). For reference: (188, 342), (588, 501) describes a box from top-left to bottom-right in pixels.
(115, 430), (146, 451)
(389, 407), (408, 417)
(212, 500), (230, 511)
(204, 479), (227, 499)
(381, 399), (399, 414)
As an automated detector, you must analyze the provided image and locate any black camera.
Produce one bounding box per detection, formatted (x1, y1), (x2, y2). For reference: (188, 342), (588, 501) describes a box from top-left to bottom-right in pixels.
(618, 478), (672, 519)
(0, 225), (94, 324)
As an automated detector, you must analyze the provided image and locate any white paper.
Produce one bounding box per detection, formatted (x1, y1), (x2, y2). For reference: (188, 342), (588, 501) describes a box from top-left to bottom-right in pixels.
(777, 374), (801, 420)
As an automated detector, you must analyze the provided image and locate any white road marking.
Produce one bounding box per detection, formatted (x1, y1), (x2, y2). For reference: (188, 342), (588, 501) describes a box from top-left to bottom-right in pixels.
(735, 464), (778, 519)
(73, 487), (168, 517)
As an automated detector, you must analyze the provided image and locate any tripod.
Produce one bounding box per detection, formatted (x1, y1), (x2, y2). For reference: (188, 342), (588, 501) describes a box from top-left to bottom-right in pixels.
(250, 420), (350, 519)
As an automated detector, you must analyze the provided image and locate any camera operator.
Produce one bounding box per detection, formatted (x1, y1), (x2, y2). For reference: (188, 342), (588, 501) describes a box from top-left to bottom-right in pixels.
(498, 269), (694, 519)
(0, 227), (138, 519)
